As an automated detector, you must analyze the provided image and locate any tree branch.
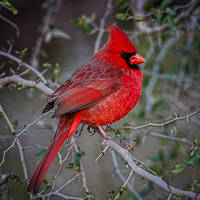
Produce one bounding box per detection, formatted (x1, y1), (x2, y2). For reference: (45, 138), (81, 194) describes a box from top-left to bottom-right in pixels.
(103, 137), (197, 198)
(0, 75), (53, 96)
(124, 110), (200, 130)
(94, 0), (112, 53)
(30, 0), (54, 68)
(0, 50), (47, 84)
(0, 103), (29, 186)
(145, 35), (181, 114)
(134, 0), (200, 34)
(0, 14), (20, 36)
(111, 151), (143, 200)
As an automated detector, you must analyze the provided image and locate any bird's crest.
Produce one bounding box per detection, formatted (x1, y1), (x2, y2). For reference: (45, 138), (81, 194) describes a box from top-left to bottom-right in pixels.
(103, 24), (137, 53)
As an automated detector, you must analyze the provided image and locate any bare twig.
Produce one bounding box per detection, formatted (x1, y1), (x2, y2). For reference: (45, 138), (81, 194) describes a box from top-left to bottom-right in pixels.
(167, 193), (173, 200)
(72, 136), (91, 195)
(32, 192), (83, 200)
(145, 35), (181, 114)
(0, 75), (53, 96)
(114, 170), (134, 200)
(95, 145), (109, 162)
(0, 14), (20, 36)
(0, 110), (53, 168)
(0, 50), (47, 84)
(94, 0), (112, 53)
(30, 0), (54, 68)
(111, 151), (143, 200)
(147, 131), (192, 145)
(124, 110), (200, 130)
(57, 173), (81, 192)
(0, 103), (29, 185)
(49, 136), (77, 196)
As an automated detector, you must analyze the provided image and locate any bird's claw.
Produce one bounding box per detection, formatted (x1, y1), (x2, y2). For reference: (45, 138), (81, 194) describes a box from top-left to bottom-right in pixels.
(87, 125), (98, 136)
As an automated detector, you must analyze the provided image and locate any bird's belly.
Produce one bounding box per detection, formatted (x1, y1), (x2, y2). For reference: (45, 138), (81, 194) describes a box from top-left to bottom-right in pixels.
(80, 86), (141, 126)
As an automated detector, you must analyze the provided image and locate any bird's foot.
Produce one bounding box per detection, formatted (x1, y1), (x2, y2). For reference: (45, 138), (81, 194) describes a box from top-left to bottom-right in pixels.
(87, 125), (98, 136)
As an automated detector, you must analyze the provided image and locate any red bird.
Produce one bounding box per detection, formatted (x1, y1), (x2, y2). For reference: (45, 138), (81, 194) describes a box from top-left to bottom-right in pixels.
(27, 24), (145, 194)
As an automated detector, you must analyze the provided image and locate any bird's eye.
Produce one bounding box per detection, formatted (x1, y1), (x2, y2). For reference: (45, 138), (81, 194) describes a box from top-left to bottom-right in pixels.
(120, 52), (126, 58)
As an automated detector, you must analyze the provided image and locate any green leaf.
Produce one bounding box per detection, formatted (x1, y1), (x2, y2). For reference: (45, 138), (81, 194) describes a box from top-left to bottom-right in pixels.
(74, 152), (82, 167)
(185, 154), (200, 165)
(160, 138), (168, 145)
(42, 179), (51, 191)
(35, 149), (46, 157)
(83, 24), (89, 33)
(172, 163), (186, 174)
(116, 13), (127, 20)
(12, 7), (18, 15)
(43, 63), (52, 68)
(134, 136), (140, 146)
(161, 0), (173, 8)
(134, 17), (143, 22)
(72, 19), (83, 24)
(115, 130), (122, 135)
(167, 15), (175, 32)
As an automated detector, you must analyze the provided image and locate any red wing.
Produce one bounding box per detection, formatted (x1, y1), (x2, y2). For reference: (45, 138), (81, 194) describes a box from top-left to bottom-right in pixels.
(53, 80), (119, 117)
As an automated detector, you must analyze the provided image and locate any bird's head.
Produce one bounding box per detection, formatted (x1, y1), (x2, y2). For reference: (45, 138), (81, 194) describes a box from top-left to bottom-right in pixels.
(99, 24), (145, 70)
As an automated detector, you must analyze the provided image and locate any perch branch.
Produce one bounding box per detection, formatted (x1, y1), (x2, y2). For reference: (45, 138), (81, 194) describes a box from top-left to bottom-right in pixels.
(99, 129), (198, 198)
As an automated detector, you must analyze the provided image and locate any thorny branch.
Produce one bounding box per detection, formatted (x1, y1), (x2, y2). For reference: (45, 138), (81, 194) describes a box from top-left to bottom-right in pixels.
(99, 128), (198, 199)
(124, 110), (200, 131)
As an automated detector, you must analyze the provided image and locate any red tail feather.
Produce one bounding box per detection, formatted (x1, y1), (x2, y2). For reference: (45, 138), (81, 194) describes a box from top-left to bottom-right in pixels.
(27, 113), (81, 194)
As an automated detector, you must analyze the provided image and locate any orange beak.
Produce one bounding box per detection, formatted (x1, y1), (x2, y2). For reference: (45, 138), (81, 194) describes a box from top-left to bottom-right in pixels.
(130, 53), (145, 65)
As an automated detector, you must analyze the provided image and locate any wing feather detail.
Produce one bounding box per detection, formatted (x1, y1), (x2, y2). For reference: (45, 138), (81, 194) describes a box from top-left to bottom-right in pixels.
(53, 80), (118, 117)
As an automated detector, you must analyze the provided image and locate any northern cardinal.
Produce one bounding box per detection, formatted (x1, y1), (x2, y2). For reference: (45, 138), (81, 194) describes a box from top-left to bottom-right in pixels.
(27, 24), (145, 194)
